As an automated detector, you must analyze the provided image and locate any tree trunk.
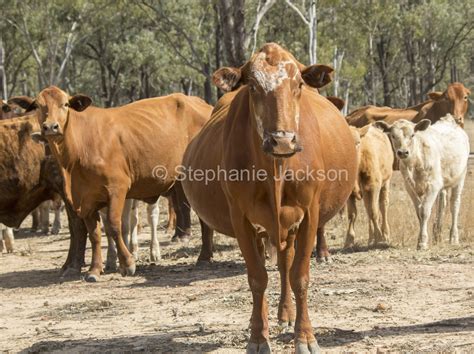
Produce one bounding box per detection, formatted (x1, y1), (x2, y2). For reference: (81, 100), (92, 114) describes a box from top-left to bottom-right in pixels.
(0, 38), (7, 100)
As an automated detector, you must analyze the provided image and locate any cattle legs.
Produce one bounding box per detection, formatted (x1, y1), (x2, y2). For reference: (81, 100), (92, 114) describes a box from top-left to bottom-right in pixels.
(107, 193), (136, 276)
(277, 232), (296, 329)
(291, 206), (320, 353)
(60, 202), (87, 277)
(1, 227), (14, 253)
(147, 202), (161, 262)
(379, 181), (391, 244)
(230, 208), (270, 353)
(416, 187), (440, 250)
(171, 183), (192, 242)
(433, 189), (447, 244)
(197, 219), (214, 263)
(315, 226), (329, 261)
(449, 177), (465, 245)
(84, 212), (104, 282)
(344, 195), (358, 249)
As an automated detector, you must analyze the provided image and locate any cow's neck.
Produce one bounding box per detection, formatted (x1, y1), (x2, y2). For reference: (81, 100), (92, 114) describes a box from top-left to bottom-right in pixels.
(50, 110), (86, 170)
(407, 99), (431, 112)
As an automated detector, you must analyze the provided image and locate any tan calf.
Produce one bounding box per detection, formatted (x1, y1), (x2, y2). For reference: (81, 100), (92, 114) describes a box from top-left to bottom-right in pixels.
(345, 125), (394, 248)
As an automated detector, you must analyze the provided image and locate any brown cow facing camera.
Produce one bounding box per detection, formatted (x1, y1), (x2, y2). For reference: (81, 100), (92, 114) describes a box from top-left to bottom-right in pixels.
(182, 43), (357, 353)
(13, 87), (212, 282)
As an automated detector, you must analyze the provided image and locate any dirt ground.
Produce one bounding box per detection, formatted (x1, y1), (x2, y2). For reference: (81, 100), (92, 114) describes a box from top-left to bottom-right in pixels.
(1, 144), (473, 352)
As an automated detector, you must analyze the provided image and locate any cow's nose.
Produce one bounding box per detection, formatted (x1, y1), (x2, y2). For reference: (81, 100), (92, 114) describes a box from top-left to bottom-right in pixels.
(42, 122), (60, 134)
(262, 131), (302, 157)
(397, 149), (409, 159)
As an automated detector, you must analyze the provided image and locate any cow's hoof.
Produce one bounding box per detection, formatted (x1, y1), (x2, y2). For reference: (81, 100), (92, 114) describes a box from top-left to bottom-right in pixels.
(150, 253), (161, 263)
(295, 340), (320, 354)
(60, 266), (81, 278)
(375, 241), (390, 249)
(316, 256), (331, 264)
(85, 273), (99, 282)
(247, 341), (272, 354)
(105, 262), (117, 272)
(278, 320), (293, 331)
(120, 263), (136, 276)
(417, 243), (429, 251)
(51, 227), (60, 235)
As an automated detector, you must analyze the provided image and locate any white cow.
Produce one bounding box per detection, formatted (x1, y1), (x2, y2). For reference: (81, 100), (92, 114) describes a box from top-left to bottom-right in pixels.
(375, 114), (469, 250)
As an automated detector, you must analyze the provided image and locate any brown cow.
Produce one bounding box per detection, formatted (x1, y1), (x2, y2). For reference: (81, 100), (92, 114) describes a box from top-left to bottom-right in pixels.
(346, 82), (470, 127)
(16, 87), (212, 281)
(0, 114), (88, 273)
(345, 126), (394, 249)
(182, 43), (357, 353)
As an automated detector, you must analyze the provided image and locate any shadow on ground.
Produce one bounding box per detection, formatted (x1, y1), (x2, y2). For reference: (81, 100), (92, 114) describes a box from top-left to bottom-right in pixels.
(21, 326), (223, 353)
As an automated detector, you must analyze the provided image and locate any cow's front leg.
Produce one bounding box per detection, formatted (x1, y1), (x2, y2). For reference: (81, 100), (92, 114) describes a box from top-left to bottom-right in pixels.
(417, 187), (439, 250)
(277, 232), (296, 329)
(291, 204), (319, 353)
(108, 191), (136, 276)
(84, 212), (103, 282)
(147, 201), (161, 262)
(230, 207), (270, 353)
(61, 203), (87, 277)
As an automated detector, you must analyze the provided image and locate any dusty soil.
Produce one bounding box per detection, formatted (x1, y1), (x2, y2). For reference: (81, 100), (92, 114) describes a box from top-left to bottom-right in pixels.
(1, 157), (473, 353)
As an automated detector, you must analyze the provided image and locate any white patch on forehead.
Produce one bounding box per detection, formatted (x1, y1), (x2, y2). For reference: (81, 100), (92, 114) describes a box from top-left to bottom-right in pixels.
(251, 55), (297, 93)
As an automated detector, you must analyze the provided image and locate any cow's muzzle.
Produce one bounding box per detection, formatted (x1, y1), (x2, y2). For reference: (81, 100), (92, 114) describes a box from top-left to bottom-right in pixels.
(262, 131), (302, 158)
(42, 122), (61, 136)
(397, 149), (409, 159)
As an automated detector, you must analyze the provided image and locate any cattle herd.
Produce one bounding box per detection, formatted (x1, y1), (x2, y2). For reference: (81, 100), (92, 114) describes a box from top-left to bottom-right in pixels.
(0, 43), (471, 353)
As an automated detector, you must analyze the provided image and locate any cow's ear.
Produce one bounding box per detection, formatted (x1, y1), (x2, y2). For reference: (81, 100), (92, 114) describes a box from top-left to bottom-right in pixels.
(326, 96), (345, 111)
(427, 91), (443, 101)
(415, 119), (431, 132)
(358, 125), (370, 138)
(212, 67), (242, 92)
(373, 121), (391, 133)
(31, 132), (47, 144)
(301, 64), (333, 88)
(69, 94), (92, 112)
(8, 96), (37, 111)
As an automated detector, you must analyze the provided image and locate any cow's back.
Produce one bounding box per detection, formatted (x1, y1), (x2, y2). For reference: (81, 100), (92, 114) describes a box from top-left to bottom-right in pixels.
(64, 94), (212, 202)
(425, 118), (470, 187)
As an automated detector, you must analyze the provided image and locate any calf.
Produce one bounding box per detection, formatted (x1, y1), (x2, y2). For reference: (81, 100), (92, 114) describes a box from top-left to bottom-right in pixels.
(375, 114), (469, 249)
(345, 126), (394, 248)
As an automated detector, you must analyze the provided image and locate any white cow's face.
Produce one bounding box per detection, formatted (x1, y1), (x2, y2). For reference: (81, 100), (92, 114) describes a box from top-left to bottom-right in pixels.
(374, 119), (431, 160)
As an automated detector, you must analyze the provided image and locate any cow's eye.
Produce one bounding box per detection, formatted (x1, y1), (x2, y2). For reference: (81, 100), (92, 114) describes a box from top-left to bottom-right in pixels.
(249, 84), (256, 92)
(64, 102), (69, 107)
(464, 96), (468, 101)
